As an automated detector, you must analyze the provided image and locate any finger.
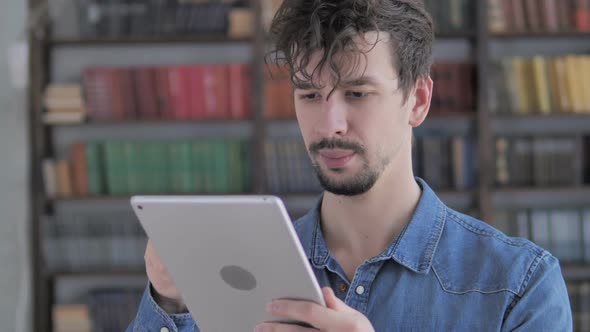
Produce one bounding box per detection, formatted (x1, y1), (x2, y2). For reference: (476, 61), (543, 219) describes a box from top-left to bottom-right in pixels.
(322, 287), (351, 312)
(266, 299), (343, 330)
(254, 322), (318, 332)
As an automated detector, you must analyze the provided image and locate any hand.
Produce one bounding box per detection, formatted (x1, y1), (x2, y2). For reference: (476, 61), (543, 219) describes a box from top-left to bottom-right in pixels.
(144, 239), (185, 310)
(254, 287), (375, 332)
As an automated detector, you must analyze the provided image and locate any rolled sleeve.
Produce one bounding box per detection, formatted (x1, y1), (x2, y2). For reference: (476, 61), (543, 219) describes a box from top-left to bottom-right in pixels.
(126, 283), (197, 332)
(502, 253), (573, 331)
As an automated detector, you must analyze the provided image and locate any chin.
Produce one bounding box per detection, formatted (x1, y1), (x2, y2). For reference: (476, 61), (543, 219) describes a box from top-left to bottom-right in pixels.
(314, 168), (379, 197)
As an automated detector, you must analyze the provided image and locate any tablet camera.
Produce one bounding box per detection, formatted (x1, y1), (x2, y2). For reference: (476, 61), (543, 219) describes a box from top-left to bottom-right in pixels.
(219, 265), (257, 291)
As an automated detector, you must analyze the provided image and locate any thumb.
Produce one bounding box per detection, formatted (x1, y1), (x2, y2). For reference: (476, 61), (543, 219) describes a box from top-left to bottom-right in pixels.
(322, 287), (351, 312)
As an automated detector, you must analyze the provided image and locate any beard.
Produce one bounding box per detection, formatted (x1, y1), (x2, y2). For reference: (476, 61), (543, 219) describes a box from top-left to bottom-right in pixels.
(309, 138), (385, 196)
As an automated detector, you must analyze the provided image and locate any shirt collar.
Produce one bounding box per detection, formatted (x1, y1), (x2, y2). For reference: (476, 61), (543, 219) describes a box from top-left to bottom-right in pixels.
(294, 177), (447, 274)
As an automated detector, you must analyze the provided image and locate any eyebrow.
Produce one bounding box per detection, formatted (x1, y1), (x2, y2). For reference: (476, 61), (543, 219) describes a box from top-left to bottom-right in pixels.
(293, 76), (381, 90)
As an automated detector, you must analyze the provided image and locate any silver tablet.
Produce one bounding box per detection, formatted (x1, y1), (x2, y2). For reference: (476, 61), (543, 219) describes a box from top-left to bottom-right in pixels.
(130, 195), (325, 332)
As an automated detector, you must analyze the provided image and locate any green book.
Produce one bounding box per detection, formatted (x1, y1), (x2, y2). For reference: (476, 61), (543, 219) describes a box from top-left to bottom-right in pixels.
(191, 141), (205, 193)
(154, 142), (170, 193)
(124, 141), (141, 194)
(213, 140), (229, 193)
(85, 142), (105, 196)
(169, 141), (193, 193)
(103, 141), (126, 195)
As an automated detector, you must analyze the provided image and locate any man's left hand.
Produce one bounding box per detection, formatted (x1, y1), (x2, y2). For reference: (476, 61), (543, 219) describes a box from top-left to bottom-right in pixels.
(254, 287), (375, 332)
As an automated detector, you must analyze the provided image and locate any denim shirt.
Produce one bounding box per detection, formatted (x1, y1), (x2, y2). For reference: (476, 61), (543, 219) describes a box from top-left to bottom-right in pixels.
(127, 178), (572, 331)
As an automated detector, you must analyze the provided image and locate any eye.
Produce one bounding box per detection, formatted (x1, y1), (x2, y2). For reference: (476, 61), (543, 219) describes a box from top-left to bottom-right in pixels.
(299, 93), (321, 101)
(346, 91), (370, 99)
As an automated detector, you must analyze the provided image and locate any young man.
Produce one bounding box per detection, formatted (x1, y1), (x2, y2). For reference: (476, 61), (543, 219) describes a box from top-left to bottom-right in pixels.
(127, 0), (572, 331)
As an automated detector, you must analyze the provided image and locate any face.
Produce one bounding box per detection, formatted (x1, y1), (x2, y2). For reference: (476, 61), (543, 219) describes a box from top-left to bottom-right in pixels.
(293, 32), (430, 196)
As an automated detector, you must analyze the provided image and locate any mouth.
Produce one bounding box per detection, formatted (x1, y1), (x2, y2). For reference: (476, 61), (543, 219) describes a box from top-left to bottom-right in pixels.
(318, 149), (356, 169)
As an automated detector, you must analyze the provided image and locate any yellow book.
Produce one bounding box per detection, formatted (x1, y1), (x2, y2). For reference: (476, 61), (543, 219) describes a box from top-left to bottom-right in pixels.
(531, 56), (551, 114)
(512, 57), (529, 113)
(565, 55), (581, 113)
(547, 58), (562, 113)
(582, 56), (590, 113)
(554, 57), (571, 113)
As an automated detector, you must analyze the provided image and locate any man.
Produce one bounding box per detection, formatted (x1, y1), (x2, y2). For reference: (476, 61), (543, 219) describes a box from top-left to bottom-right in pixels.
(127, 0), (572, 331)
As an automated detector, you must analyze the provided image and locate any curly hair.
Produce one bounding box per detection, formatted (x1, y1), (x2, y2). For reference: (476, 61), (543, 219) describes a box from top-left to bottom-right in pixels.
(267, 0), (434, 102)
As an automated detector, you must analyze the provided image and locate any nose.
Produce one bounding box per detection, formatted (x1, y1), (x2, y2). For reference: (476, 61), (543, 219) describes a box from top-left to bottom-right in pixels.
(314, 95), (349, 137)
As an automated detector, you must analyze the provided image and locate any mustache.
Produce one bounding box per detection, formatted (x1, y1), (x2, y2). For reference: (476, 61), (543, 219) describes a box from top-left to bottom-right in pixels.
(309, 138), (365, 155)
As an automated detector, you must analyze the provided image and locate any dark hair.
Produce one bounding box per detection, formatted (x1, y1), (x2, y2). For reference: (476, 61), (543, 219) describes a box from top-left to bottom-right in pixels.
(267, 0), (434, 101)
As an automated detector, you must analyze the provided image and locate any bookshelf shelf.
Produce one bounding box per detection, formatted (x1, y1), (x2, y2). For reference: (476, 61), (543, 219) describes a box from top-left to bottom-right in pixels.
(50, 35), (253, 47)
(46, 119), (254, 127)
(491, 114), (590, 135)
(47, 270), (146, 280)
(491, 32), (590, 40)
(561, 264), (590, 281)
(266, 113), (477, 138)
(492, 187), (590, 209)
(435, 31), (477, 39)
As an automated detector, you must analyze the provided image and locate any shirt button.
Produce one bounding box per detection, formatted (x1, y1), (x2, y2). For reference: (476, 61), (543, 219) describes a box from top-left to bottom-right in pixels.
(356, 285), (365, 295)
(160, 327), (170, 332)
(338, 283), (348, 293)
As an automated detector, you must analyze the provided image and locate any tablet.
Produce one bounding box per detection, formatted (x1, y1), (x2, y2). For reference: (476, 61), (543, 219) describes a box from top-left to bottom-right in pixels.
(130, 195), (325, 331)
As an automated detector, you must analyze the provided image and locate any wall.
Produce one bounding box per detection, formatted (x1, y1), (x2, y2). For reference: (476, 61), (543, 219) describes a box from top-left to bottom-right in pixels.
(0, 0), (31, 331)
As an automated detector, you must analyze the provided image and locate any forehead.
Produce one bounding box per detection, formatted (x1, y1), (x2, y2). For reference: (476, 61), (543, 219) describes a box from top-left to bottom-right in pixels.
(295, 31), (397, 85)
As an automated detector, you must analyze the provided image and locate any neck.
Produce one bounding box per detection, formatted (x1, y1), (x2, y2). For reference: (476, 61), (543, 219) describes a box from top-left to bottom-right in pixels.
(320, 158), (422, 263)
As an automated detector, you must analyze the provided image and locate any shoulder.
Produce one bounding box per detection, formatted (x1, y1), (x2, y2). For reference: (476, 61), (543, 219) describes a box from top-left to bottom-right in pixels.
(432, 207), (556, 296)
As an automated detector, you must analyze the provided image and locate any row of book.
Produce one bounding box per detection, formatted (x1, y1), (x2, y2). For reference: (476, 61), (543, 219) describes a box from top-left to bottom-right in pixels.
(489, 55), (590, 115)
(43, 140), (253, 198)
(495, 136), (586, 187)
(568, 281), (590, 332)
(76, 0), (247, 38)
(430, 62), (476, 114)
(413, 136), (478, 191)
(53, 289), (143, 332)
(495, 208), (590, 263)
(42, 213), (146, 271)
(488, 0), (590, 34)
(265, 139), (322, 194)
(80, 64), (252, 122)
(424, 0), (475, 33)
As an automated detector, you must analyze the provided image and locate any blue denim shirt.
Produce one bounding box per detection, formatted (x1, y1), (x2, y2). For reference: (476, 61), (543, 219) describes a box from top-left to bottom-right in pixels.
(127, 178), (572, 331)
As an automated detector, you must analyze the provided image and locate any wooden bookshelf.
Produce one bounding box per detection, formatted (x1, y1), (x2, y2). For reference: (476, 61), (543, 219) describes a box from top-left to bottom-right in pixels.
(491, 32), (590, 39)
(561, 264), (590, 281)
(27, 0), (590, 331)
(50, 35), (252, 46)
(492, 187), (590, 209)
(47, 270), (146, 279)
(492, 114), (590, 135)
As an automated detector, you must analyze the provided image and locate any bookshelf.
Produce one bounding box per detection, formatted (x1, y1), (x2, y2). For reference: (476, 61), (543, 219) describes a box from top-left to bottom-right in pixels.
(27, 0), (590, 331)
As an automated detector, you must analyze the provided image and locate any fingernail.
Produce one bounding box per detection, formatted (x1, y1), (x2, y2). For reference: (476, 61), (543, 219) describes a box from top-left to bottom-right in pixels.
(255, 325), (267, 332)
(265, 302), (274, 313)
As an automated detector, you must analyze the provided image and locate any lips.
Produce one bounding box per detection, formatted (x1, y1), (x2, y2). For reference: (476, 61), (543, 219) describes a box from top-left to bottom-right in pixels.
(318, 149), (355, 168)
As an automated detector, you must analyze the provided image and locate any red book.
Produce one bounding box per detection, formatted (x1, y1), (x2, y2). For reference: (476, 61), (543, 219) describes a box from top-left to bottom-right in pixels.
(189, 65), (206, 120)
(168, 66), (192, 120)
(119, 68), (137, 120)
(156, 67), (173, 119)
(110, 69), (126, 121)
(133, 67), (160, 120)
(524, 0), (541, 31)
(213, 64), (230, 119)
(70, 143), (88, 196)
(83, 68), (114, 121)
(576, 0), (590, 31)
(510, 0), (527, 32)
(201, 65), (218, 119)
(228, 64), (252, 119)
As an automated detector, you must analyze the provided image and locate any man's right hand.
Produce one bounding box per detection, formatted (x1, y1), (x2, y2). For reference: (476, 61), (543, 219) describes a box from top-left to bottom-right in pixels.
(145, 239), (186, 312)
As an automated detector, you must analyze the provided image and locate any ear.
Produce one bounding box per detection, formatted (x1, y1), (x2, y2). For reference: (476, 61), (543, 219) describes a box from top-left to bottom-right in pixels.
(408, 76), (433, 127)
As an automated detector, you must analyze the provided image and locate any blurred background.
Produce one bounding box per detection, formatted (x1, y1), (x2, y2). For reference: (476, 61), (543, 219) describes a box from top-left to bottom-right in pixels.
(0, 0), (589, 331)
